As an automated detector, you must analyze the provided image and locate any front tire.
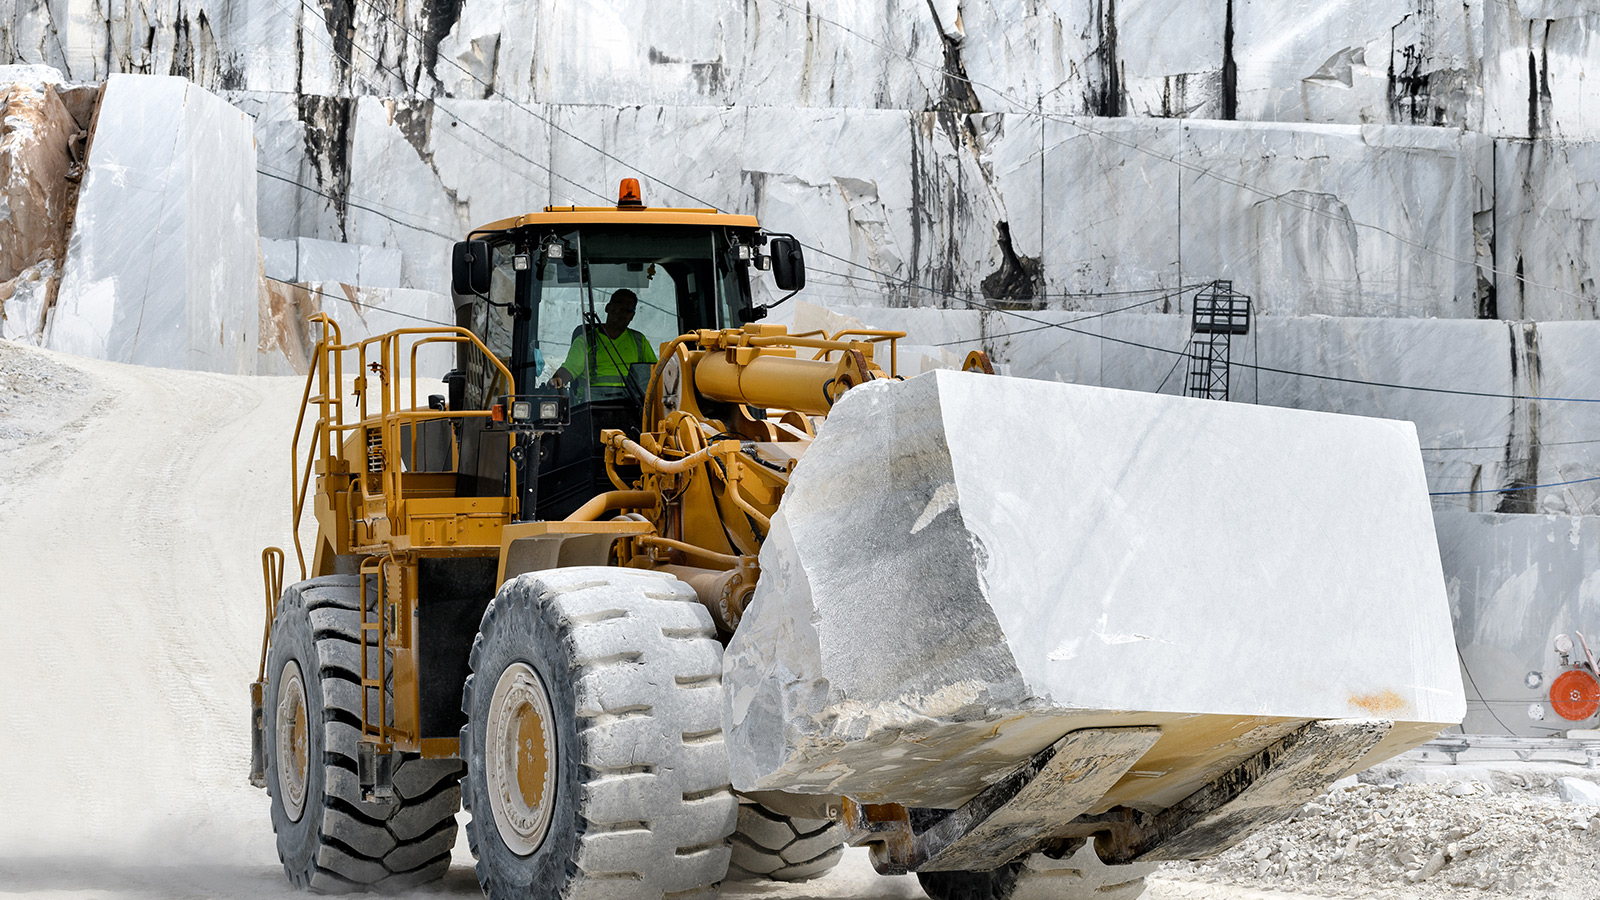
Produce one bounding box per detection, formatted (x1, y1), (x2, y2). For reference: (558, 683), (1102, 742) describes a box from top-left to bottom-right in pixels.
(263, 576), (464, 892)
(460, 567), (738, 900)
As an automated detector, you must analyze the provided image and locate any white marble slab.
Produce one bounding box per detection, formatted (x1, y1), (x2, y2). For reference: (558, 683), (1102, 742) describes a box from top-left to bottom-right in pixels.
(725, 369), (1464, 803)
(296, 236), (360, 285)
(357, 243), (402, 289)
(260, 237), (297, 283)
(46, 74), (259, 374)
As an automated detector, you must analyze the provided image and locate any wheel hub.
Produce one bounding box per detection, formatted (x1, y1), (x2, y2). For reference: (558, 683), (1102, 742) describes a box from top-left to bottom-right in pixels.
(275, 659), (310, 822)
(486, 661), (557, 856)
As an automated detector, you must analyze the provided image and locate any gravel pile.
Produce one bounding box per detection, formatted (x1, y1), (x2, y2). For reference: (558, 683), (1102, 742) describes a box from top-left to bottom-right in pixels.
(1163, 771), (1600, 900)
(0, 338), (97, 459)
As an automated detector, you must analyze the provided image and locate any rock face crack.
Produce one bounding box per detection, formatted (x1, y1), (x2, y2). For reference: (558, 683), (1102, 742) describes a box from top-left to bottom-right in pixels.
(397, 101), (470, 220)
(980, 222), (1039, 303)
(298, 94), (356, 238)
(1088, 0), (1122, 117)
(1496, 321), (1541, 514)
(419, 0), (467, 88)
(1221, 0), (1236, 119)
(316, 0), (359, 84)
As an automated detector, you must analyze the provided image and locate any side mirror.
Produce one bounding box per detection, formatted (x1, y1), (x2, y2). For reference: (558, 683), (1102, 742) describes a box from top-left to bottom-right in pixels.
(452, 240), (492, 295)
(769, 237), (805, 292)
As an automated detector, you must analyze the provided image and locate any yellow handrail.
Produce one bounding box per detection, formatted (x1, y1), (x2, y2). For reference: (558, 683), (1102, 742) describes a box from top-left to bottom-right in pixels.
(287, 319), (518, 578)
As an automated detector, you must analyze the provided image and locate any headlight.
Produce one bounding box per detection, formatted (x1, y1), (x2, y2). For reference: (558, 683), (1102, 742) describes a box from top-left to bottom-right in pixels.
(539, 401), (560, 421)
(511, 400), (533, 421)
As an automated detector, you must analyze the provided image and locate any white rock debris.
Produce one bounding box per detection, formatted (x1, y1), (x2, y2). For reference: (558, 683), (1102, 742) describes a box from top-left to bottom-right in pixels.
(1162, 778), (1600, 900)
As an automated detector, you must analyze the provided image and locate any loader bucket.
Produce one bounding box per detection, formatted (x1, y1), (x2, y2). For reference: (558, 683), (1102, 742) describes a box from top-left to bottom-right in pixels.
(723, 369), (1463, 845)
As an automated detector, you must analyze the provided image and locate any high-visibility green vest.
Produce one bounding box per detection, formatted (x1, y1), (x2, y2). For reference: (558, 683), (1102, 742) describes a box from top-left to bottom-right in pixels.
(562, 328), (656, 388)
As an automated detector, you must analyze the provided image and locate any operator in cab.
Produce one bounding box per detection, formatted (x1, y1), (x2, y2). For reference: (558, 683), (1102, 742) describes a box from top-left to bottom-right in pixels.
(550, 289), (658, 397)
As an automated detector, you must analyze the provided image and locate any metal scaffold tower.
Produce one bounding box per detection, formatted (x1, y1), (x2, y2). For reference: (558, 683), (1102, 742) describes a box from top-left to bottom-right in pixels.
(1186, 281), (1252, 401)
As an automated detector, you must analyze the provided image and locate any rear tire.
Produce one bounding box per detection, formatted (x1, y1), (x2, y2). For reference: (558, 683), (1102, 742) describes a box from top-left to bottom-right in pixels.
(727, 798), (846, 882)
(460, 567), (738, 900)
(917, 841), (1154, 900)
(263, 575), (464, 892)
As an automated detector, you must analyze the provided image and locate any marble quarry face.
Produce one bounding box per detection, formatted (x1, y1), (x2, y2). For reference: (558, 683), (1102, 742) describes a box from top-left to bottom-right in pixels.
(6, 1), (1599, 318)
(5, 2), (1600, 739)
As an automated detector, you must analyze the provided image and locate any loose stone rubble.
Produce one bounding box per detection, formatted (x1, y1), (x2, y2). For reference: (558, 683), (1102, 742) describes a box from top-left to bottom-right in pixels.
(1164, 773), (1600, 900)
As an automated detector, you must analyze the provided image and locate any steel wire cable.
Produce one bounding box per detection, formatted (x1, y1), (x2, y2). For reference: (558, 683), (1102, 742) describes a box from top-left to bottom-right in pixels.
(266, 275), (454, 326)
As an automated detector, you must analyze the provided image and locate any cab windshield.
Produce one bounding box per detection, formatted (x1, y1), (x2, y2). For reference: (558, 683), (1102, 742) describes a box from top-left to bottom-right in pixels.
(533, 227), (744, 402)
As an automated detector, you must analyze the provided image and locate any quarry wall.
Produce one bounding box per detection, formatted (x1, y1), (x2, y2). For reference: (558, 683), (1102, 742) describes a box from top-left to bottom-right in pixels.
(7, 0), (1600, 734)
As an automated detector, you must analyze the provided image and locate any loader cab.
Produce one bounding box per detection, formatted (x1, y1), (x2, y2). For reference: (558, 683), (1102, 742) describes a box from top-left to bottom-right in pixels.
(449, 187), (798, 520)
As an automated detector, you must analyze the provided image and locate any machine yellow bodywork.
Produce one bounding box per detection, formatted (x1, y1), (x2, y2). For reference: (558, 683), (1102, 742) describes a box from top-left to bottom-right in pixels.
(255, 278), (906, 763)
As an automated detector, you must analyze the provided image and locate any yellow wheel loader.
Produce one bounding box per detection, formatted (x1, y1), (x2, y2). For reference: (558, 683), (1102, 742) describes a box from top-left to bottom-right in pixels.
(250, 180), (1465, 899)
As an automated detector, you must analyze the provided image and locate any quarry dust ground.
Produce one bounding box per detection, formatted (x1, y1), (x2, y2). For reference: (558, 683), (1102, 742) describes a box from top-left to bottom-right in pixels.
(4, 337), (1600, 900)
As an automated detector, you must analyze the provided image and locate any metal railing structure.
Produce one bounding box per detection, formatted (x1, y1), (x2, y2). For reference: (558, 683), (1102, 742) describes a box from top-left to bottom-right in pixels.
(1186, 281), (1252, 402)
(282, 315), (516, 752)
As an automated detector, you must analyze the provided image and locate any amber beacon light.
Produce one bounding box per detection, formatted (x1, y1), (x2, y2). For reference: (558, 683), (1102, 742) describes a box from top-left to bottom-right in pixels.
(618, 177), (644, 208)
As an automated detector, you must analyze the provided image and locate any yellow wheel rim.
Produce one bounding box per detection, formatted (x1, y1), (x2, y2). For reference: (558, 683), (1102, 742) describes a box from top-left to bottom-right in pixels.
(275, 659), (310, 822)
(486, 661), (557, 856)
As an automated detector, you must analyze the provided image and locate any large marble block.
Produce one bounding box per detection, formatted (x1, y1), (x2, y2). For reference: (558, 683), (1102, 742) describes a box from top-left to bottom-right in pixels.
(261, 237), (298, 282)
(296, 237), (360, 285)
(724, 369), (1464, 806)
(45, 74), (259, 374)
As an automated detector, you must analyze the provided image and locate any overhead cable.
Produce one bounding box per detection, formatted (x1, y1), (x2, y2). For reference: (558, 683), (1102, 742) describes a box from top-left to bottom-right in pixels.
(266, 275), (455, 326)
(1428, 475), (1600, 496)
